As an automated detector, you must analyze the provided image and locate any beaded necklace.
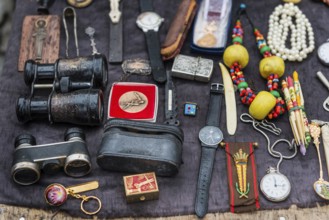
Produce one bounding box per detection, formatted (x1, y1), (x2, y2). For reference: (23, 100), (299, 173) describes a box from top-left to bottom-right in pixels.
(267, 3), (315, 62)
(223, 4), (285, 120)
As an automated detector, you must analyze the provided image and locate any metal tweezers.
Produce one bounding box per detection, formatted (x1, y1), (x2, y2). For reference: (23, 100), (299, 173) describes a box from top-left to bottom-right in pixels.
(63, 7), (79, 58)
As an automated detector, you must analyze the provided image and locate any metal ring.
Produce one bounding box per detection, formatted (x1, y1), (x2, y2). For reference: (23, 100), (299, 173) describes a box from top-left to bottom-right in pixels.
(323, 96), (329, 112)
(67, 0), (93, 8)
(80, 196), (101, 215)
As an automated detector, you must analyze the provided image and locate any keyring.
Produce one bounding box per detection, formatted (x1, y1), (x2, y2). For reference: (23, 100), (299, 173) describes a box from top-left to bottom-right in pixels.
(44, 181), (101, 215)
(80, 196), (102, 215)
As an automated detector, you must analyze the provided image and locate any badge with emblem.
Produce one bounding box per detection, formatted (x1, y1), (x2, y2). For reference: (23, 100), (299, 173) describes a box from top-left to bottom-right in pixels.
(233, 149), (250, 198)
(108, 82), (158, 122)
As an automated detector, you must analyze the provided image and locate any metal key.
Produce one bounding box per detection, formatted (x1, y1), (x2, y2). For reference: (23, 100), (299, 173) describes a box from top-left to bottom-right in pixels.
(85, 26), (99, 55)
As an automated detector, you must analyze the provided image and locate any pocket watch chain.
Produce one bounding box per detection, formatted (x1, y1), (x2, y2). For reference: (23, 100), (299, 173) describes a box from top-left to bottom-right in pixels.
(240, 113), (297, 172)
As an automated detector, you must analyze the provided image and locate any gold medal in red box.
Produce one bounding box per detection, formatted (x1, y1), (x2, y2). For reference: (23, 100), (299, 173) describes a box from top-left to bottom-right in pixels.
(108, 82), (158, 122)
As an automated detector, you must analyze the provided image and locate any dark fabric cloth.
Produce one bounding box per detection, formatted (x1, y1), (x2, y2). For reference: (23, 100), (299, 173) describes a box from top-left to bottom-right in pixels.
(1, 0), (329, 218)
(225, 142), (260, 213)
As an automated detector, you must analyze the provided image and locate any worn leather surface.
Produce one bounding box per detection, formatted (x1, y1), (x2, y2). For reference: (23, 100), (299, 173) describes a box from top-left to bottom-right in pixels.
(160, 0), (196, 59)
(195, 145), (217, 218)
(97, 118), (183, 176)
(0, 0), (329, 218)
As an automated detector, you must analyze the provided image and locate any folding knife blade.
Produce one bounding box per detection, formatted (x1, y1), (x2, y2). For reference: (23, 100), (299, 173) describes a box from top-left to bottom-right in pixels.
(164, 70), (180, 126)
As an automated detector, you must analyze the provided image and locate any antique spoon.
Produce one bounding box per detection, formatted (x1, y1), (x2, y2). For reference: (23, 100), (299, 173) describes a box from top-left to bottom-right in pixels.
(309, 122), (329, 200)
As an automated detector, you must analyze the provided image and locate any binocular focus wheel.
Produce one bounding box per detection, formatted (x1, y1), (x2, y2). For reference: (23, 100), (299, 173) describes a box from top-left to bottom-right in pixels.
(14, 134), (36, 148)
(42, 159), (62, 174)
(64, 153), (91, 177)
(64, 127), (86, 141)
(12, 162), (40, 185)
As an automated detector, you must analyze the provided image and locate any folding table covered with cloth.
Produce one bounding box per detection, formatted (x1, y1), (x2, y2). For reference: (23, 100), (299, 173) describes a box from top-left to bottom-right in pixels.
(0, 0), (329, 218)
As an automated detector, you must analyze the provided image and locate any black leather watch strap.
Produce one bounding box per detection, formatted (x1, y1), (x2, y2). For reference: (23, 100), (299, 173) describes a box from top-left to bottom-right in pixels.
(195, 146), (217, 218)
(145, 31), (166, 83)
(109, 2), (123, 63)
(206, 83), (224, 126)
(140, 0), (153, 12)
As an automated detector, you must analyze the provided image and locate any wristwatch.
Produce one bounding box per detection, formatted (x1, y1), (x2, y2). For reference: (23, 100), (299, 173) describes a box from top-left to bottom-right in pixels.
(136, 0), (166, 83)
(195, 83), (224, 218)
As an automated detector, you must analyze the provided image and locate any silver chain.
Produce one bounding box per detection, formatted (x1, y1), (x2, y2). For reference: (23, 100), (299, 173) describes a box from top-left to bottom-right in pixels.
(240, 113), (297, 173)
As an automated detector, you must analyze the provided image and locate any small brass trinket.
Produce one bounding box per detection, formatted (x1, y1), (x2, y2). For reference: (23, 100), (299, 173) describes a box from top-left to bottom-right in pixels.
(123, 172), (159, 203)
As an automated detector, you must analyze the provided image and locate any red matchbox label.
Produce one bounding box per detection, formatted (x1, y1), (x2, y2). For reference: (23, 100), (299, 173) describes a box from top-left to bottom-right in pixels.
(124, 173), (158, 195)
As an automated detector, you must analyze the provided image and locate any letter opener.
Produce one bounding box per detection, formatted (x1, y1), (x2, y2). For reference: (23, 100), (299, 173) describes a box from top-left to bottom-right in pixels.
(219, 62), (237, 135)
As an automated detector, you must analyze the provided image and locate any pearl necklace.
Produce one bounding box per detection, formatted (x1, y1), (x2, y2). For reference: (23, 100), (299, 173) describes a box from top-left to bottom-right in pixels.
(267, 3), (315, 62)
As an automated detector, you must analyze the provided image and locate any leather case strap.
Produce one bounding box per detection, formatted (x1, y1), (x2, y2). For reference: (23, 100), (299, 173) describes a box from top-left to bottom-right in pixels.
(109, 1), (123, 63)
(145, 31), (166, 83)
(195, 146), (217, 218)
(206, 84), (224, 126)
(140, 0), (153, 12)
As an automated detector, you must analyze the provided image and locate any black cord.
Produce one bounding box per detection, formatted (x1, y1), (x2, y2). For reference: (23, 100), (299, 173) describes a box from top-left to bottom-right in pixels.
(236, 3), (246, 20)
(234, 3), (256, 31)
(244, 7), (256, 31)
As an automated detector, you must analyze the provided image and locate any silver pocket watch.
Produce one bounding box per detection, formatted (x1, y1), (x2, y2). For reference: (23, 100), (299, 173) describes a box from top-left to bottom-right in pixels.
(260, 167), (291, 202)
(318, 39), (329, 66)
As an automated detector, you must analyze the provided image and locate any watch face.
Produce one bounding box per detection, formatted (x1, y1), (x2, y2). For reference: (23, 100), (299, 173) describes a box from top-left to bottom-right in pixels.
(199, 126), (223, 146)
(318, 41), (329, 66)
(136, 12), (164, 31)
(260, 172), (291, 202)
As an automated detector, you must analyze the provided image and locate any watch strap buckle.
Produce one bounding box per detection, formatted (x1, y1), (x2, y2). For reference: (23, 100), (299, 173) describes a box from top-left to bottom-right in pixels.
(210, 83), (224, 93)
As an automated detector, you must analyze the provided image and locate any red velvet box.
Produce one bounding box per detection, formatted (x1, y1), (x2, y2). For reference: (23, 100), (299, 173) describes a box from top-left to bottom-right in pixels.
(108, 82), (158, 122)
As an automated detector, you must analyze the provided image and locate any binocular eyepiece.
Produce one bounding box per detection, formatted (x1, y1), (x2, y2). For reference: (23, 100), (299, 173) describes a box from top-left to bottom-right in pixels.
(12, 127), (92, 185)
(24, 54), (108, 89)
(16, 89), (104, 126)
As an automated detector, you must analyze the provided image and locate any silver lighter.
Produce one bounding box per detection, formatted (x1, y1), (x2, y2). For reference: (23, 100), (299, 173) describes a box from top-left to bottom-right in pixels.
(171, 54), (213, 82)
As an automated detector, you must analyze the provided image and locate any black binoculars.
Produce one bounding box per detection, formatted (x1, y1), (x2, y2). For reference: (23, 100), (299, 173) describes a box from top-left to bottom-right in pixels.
(16, 54), (108, 125)
(24, 54), (108, 90)
(12, 127), (92, 185)
(16, 89), (103, 125)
